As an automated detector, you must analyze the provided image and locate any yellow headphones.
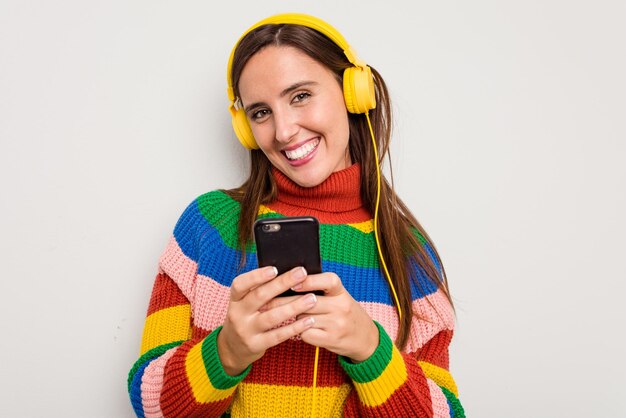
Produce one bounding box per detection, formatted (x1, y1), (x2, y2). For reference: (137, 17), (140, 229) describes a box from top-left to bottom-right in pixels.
(226, 13), (377, 149)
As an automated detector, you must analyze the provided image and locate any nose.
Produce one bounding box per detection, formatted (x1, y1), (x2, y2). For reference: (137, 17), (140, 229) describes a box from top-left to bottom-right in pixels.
(273, 109), (299, 144)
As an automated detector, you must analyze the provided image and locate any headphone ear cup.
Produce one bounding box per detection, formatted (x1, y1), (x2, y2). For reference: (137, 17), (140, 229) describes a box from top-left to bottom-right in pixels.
(343, 66), (376, 114)
(232, 107), (258, 149)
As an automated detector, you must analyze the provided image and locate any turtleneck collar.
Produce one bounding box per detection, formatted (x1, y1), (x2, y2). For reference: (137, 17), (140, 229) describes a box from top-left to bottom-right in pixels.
(267, 163), (371, 224)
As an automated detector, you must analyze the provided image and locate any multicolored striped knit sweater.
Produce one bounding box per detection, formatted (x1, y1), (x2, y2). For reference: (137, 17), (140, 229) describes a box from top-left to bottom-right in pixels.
(128, 163), (465, 417)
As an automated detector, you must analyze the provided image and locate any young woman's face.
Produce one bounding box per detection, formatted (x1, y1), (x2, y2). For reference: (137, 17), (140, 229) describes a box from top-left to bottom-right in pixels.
(238, 46), (351, 188)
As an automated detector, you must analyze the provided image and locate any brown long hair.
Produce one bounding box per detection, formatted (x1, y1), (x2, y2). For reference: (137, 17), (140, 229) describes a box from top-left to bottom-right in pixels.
(225, 24), (453, 349)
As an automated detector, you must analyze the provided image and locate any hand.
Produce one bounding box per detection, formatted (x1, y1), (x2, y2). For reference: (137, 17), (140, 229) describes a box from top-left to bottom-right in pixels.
(217, 266), (318, 375)
(294, 272), (379, 362)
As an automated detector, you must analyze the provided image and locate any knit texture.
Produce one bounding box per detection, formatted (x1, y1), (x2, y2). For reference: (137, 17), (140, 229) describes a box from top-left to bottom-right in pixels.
(128, 163), (465, 417)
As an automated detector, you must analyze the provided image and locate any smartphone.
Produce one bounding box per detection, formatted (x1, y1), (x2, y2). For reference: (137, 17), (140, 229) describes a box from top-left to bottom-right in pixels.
(254, 216), (322, 297)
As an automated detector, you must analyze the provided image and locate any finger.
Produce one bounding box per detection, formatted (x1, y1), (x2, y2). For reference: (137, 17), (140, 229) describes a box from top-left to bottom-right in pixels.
(230, 266), (278, 301)
(299, 327), (329, 349)
(291, 272), (345, 296)
(303, 295), (366, 317)
(258, 293), (318, 330)
(260, 294), (300, 312)
(248, 267), (308, 310)
(293, 301), (322, 316)
(301, 317), (379, 361)
(295, 312), (332, 329)
(261, 316), (316, 348)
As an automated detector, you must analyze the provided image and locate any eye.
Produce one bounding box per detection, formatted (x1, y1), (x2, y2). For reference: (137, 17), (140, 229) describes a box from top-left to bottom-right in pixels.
(250, 108), (271, 122)
(292, 92), (311, 104)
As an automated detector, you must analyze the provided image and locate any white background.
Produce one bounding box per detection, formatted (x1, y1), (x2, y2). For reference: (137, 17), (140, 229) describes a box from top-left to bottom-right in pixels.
(1, 1), (624, 417)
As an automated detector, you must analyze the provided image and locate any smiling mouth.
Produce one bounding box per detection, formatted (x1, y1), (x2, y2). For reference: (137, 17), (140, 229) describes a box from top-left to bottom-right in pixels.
(283, 138), (320, 161)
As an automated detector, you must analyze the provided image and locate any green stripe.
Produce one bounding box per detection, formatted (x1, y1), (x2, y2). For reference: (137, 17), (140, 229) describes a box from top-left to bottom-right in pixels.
(259, 211), (380, 267)
(198, 193), (381, 267)
(258, 208), (431, 268)
(339, 321), (392, 383)
(201, 326), (251, 390)
(441, 387), (466, 418)
(196, 192), (428, 269)
(196, 191), (242, 249)
(127, 340), (184, 391)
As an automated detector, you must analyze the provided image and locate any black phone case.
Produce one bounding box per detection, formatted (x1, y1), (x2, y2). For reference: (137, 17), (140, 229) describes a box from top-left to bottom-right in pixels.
(254, 216), (322, 297)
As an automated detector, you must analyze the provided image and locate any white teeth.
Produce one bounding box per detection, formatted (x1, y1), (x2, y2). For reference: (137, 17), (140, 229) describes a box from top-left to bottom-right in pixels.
(284, 139), (320, 161)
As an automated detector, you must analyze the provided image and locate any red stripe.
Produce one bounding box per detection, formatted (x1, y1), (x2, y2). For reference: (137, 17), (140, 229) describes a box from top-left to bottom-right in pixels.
(266, 200), (371, 224)
(186, 325), (346, 387)
(191, 324), (210, 340)
(160, 340), (233, 417)
(245, 339), (347, 387)
(270, 163), (371, 224)
(147, 272), (189, 316)
(416, 330), (452, 370)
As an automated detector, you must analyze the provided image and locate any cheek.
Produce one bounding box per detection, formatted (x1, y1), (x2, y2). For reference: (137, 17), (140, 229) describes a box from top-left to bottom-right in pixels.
(328, 109), (350, 145)
(311, 101), (349, 136)
(328, 94), (350, 136)
(250, 123), (273, 149)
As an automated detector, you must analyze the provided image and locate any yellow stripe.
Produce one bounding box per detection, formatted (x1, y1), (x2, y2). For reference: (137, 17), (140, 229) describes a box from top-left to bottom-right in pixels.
(140, 304), (191, 355)
(231, 382), (350, 417)
(185, 341), (236, 403)
(347, 220), (374, 233)
(353, 346), (407, 407)
(258, 206), (373, 234)
(258, 205), (275, 215)
(418, 361), (459, 397)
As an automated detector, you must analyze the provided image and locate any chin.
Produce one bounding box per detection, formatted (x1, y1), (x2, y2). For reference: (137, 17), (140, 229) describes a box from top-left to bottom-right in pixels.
(289, 162), (351, 187)
(276, 155), (345, 187)
(288, 169), (328, 188)
(290, 176), (323, 188)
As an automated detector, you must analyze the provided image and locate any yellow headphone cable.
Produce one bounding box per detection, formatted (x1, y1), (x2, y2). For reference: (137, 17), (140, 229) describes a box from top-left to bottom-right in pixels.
(310, 112), (402, 417)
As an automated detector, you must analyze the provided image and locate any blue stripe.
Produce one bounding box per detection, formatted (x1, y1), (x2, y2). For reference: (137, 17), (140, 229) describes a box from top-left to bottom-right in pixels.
(173, 199), (438, 304)
(179, 227), (436, 304)
(129, 361), (149, 418)
(324, 260), (438, 303)
(422, 239), (442, 272)
(172, 199), (204, 263)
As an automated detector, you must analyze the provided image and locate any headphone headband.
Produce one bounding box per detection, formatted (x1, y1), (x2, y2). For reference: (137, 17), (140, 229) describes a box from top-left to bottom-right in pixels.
(226, 13), (366, 102)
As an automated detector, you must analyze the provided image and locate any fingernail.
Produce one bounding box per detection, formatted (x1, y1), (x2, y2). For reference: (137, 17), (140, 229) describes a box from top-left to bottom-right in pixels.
(304, 293), (317, 306)
(291, 283), (303, 291)
(303, 317), (315, 327)
(265, 266), (278, 278)
(293, 267), (307, 281)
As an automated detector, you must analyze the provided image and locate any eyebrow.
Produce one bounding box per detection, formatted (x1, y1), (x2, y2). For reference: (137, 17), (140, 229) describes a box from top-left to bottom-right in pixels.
(243, 81), (318, 113)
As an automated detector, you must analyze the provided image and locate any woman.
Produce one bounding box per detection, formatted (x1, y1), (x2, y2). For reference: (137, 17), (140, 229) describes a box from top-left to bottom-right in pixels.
(128, 13), (465, 417)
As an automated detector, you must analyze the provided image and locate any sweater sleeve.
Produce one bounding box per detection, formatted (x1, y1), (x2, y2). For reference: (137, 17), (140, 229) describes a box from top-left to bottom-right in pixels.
(339, 321), (465, 418)
(127, 271), (250, 417)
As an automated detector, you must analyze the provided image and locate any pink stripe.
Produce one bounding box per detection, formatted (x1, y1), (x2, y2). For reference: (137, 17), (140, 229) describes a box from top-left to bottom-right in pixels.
(427, 379), (452, 418)
(159, 236), (199, 301)
(191, 273), (230, 331)
(192, 281), (453, 344)
(361, 289), (455, 353)
(158, 236), (231, 332)
(159, 235), (454, 350)
(141, 347), (179, 418)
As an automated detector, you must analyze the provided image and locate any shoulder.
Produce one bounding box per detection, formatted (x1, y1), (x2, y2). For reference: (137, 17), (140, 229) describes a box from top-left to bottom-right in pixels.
(176, 190), (240, 223)
(172, 190), (241, 239)
(159, 190), (243, 297)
